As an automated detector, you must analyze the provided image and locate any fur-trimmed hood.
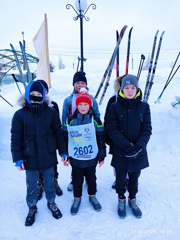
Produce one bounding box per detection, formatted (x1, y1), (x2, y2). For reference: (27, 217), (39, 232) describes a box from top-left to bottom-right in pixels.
(17, 94), (51, 107)
(113, 77), (121, 93)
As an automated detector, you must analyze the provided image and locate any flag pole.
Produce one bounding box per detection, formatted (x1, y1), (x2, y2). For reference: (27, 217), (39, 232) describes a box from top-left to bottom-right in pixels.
(44, 13), (51, 88)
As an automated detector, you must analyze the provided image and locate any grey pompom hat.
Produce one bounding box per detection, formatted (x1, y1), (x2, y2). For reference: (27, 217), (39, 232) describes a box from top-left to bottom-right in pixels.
(121, 74), (138, 90)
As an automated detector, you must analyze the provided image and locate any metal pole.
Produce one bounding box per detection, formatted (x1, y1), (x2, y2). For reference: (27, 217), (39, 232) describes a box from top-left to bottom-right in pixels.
(80, 11), (84, 72)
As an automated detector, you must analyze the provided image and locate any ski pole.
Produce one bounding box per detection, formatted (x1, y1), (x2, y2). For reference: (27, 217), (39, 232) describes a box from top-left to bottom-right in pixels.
(137, 54), (145, 80)
(155, 52), (180, 103)
(0, 95), (13, 107)
(155, 63), (180, 103)
(12, 74), (22, 95)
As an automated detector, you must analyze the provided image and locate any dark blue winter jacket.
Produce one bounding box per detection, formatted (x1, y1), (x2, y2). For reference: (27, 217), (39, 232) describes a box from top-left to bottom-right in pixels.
(106, 89), (152, 172)
(11, 81), (67, 171)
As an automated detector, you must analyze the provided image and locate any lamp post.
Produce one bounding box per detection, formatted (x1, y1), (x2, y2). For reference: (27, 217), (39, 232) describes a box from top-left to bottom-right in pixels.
(66, 0), (96, 72)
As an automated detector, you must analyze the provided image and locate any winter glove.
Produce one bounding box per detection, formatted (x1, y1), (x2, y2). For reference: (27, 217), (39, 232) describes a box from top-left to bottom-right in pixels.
(15, 160), (24, 167)
(125, 144), (142, 158)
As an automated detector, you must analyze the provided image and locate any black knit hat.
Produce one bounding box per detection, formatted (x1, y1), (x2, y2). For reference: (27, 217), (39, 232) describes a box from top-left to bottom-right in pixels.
(30, 81), (43, 95)
(73, 71), (87, 85)
(37, 80), (49, 93)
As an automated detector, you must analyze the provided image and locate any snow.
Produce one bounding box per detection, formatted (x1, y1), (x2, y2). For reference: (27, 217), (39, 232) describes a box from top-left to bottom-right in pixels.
(0, 57), (180, 240)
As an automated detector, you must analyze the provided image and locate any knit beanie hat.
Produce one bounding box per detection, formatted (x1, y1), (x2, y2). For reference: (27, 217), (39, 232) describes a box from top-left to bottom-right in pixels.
(30, 81), (43, 95)
(121, 74), (138, 90)
(73, 71), (87, 85)
(37, 79), (49, 93)
(75, 88), (92, 107)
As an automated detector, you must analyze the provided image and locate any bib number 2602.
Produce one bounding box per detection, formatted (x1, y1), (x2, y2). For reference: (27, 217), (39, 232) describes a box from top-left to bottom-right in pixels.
(74, 145), (93, 155)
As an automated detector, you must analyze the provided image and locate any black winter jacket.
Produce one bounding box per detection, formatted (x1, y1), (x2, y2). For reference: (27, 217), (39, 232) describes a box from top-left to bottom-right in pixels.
(11, 96), (67, 171)
(106, 90), (152, 172)
(63, 110), (106, 168)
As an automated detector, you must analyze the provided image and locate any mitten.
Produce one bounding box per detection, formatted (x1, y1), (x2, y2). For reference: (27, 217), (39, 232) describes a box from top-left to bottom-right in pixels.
(125, 144), (142, 158)
(15, 160), (24, 167)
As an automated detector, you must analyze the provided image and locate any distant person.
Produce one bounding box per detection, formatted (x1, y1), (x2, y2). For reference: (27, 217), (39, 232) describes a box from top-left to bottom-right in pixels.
(63, 89), (106, 215)
(62, 71), (100, 191)
(37, 80), (63, 200)
(11, 81), (67, 226)
(106, 74), (152, 219)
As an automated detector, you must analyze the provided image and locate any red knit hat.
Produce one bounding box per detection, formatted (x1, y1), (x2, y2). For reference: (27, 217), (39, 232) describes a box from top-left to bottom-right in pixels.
(76, 88), (92, 107)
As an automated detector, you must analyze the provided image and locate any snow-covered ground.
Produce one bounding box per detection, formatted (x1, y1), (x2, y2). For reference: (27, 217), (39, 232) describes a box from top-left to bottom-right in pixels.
(0, 56), (180, 240)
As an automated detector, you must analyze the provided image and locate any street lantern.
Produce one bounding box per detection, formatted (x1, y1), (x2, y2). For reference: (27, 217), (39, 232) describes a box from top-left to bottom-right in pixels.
(66, 0), (96, 72)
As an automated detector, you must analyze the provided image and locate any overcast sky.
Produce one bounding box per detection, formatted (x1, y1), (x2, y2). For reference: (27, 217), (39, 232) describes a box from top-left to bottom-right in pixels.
(1, 0), (180, 62)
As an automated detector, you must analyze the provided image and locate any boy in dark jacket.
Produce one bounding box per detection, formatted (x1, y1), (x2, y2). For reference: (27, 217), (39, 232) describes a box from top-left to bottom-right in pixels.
(11, 81), (68, 226)
(106, 74), (152, 219)
(37, 79), (63, 199)
(63, 88), (106, 215)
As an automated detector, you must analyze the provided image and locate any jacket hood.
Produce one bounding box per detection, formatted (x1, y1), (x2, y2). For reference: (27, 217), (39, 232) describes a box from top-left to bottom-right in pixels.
(25, 80), (46, 104)
(113, 77), (121, 93)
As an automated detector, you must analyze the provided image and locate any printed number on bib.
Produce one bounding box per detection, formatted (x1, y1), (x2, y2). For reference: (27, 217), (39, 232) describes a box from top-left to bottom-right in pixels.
(74, 145), (93, 155)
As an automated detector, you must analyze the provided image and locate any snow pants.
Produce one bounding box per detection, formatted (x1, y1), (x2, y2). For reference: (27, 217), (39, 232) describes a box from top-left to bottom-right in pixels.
(115, 167), (141, 199)
(72, 165), (97, 198)
(26, 167), (55, 207)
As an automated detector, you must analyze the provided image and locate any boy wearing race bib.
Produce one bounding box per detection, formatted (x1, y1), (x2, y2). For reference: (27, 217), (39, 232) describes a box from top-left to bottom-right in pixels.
(63, 89), (106, 215)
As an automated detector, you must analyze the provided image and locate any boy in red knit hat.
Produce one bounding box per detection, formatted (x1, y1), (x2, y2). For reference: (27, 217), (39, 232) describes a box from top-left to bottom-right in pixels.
(63, 88), (106, 215)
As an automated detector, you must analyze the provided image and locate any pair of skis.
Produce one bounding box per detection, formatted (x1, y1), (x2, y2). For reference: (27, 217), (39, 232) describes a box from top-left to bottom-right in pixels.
(155, 51), (180, 103)
(95, 25), (128, 105)
(143, 30), (165, 102)
(10, 42), (32, 89)
(115, 27), (133, 79)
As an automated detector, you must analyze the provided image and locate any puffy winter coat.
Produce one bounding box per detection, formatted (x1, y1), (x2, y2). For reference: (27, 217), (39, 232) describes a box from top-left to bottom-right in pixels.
(63, 110), (106, 168)
(62, 89), (100, 130)
(106, 89), (152, 172)
(11, 83), (67, 171)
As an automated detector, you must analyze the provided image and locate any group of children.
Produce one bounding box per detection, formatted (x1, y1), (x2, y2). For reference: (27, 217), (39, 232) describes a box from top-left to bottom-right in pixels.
(11, 72), (152, 226)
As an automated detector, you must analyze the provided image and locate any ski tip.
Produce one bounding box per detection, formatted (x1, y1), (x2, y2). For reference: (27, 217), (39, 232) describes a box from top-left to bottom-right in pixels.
(160, 31), (165, 38)
(155, 30), (159, 36)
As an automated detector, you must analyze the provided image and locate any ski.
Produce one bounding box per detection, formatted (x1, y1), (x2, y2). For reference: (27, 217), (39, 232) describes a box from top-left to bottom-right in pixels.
(10, 43), (26, 89)
(95, 25), (127, 100)
(143, 30), (159, 101)
(155, 52), (180, 103)
(144, 31), (165, 103)
(19, 41), (32, 83)
(98, 25), (128, 105)
(116, 30), (119, 79)
(125, 27), (133, 75)
(137, 54), (145, 80)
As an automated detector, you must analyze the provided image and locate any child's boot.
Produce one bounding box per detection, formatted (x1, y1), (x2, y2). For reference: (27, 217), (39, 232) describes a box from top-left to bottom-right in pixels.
(117, 198), (126, 219)
(89, 195), (102, 212)
(54, 178), (63, 196)
(128, 198), (142, 218)
(25, 205), (37, 226)
(47, 201), (62, 219)
(70, 197), (81, 215)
